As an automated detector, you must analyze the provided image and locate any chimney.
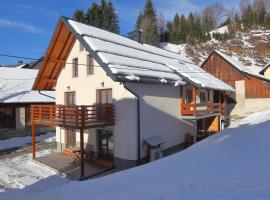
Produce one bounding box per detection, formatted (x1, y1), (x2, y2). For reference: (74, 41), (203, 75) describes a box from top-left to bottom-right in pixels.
(128, 30), (143, 43)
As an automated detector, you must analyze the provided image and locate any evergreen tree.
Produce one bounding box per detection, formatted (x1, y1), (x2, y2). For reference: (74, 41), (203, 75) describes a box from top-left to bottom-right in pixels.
(136, 12), (143, 30)
(73, 9), (85, 23)
(135, 0), (159, 45)
(73, 0), (120, 34)
(85, 3), (101, 27)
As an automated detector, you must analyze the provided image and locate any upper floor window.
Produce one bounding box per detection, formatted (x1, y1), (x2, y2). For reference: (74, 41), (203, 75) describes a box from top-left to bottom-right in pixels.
(79, 43), (84, 52)
(72, 58), (78, 77)
(87, 54), (94, 75)
(97, 89), (112, 104)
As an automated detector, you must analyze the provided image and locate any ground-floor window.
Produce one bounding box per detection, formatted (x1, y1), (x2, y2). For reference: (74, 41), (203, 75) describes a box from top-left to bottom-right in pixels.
(97, 129), (113, 161)
(0, 107), (16, 128)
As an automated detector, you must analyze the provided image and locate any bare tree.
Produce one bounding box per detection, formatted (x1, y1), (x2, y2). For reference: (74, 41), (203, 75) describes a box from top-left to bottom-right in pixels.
(202, 3), (226, 31)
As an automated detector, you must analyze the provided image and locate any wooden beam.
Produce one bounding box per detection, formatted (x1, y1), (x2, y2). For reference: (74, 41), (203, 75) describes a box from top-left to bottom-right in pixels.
(193, 87), (197, 116)
(31, 105), (36, 158)
(80, 106), (86, 180)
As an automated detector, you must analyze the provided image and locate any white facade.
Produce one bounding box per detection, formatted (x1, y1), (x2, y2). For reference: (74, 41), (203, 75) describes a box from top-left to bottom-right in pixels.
(55, 40), (196, 163)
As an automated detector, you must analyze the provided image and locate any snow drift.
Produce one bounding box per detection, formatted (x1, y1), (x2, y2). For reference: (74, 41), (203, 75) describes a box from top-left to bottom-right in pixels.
(3, 110), (270, 200)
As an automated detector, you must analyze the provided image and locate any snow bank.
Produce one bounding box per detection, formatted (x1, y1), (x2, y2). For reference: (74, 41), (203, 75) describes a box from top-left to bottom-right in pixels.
(5, 109), (270, 200)
(0, 132), (55, 151)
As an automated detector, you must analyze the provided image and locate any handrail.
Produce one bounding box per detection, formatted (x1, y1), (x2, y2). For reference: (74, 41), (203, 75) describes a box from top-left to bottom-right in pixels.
(31, 104), (115, 129)
(181, 102), (224, 116)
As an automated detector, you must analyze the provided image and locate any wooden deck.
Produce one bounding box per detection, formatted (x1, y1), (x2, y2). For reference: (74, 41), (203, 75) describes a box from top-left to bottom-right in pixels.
(34, 153), (113, 180)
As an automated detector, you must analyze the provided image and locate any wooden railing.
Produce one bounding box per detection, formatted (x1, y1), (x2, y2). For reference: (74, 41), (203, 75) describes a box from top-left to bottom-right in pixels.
(181, 102), (224, 116)
(31, 104), (115, 129)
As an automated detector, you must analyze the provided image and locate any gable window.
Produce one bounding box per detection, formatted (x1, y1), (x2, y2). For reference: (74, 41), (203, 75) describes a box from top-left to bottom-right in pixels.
(79, 43), (84, 52)
(87, 54), (94, 75)
(72, 58), (78, 77)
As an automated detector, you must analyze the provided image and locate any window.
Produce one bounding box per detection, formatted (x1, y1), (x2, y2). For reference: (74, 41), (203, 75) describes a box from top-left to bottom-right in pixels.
(263, 80), (270, 88)
(87, 54), (94, 75)
(72, 58), (78, 77)
(97, 89), (112, 104)
(79, 43), (84, 52)
(199, 91), (207, 103)
(185, 89), (193, 103)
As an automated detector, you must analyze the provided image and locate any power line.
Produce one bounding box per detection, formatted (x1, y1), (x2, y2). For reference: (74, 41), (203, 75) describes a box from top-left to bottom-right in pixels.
(0, 52), (210, 74)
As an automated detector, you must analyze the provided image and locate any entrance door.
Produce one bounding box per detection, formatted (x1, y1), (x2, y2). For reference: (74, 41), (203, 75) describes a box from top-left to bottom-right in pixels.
(65, 92), (76, 148)
(97, 129), (114, 161)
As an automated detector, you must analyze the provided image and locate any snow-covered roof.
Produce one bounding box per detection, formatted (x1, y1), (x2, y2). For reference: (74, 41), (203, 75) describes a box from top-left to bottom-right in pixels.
(64, 18), (234, 92)
(0, 67), (55, 103)
(259, 62), (270, 74)
(214, 50), (269, 80)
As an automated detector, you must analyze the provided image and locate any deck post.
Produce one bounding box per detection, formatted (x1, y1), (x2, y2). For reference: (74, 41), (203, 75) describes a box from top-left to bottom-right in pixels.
(80, 106), (85, 180)
(192, 119), (197, 143)
(193, 87), (197, 116)
(31, 106), (36, 158)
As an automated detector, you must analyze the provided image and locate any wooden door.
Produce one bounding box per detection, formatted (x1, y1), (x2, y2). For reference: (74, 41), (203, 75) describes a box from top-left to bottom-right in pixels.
(65, 92), (76, 148)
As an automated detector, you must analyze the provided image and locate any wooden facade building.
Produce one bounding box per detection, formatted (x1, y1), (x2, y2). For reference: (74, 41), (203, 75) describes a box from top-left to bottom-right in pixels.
(201, 50), (270, 99)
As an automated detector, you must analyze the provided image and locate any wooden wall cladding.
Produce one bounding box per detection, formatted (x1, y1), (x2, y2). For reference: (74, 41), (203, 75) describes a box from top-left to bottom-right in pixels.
(202, 52), (270, 98)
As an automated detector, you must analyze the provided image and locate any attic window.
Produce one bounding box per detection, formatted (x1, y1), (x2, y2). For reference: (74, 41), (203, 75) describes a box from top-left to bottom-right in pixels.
(72, 58), (78, 77)
(87, 54), (94, 75)
(79, 43), (84, 52)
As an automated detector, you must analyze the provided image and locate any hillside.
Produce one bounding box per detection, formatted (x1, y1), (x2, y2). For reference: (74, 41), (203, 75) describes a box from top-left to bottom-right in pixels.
(161, 26), (270, 68)
(2, 109), (270, 200)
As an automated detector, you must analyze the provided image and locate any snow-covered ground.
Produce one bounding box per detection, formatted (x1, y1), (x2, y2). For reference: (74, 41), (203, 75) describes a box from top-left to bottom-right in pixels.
(1, 110), (270, 199)
(0, 132), (55, 151)
(209, 25), (229, 36)
(0, 149), (57, 191)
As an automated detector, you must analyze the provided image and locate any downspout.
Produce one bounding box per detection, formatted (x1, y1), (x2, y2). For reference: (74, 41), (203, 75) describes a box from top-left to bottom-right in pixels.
(123, 83), (141, 165)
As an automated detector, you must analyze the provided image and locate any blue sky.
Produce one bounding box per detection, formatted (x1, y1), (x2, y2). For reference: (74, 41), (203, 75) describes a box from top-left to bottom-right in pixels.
(0, 0), (239, 65)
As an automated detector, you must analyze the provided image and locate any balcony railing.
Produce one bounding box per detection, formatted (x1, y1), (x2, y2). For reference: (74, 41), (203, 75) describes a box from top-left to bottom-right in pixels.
(31, 104), (115, 129)
(181, 102), (224, 116)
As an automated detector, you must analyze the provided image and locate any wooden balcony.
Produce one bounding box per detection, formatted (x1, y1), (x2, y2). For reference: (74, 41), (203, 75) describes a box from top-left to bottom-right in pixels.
(31, 104), (115, 129)
(31, 104), (115, 179)
(181, 102), (224, 116)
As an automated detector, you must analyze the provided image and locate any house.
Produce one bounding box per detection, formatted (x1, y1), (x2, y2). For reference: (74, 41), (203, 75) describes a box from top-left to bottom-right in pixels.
(0, 67), (55, 130)
(259, 62), (270, 78)
(31, 16), (234, 179)
(201, 50), (270, 117)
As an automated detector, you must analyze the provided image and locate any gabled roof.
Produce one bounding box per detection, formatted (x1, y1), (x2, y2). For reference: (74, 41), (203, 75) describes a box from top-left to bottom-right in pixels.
(203, 50), (268, 81)
(33, 16), (234, 92)
(0, 67), (55, 104)
(259, 63), (270, 75)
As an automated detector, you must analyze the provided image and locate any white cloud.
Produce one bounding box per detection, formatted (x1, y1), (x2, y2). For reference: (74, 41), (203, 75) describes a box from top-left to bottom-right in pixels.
(0, 18), (44, 34)
(17, 4), (59, 19)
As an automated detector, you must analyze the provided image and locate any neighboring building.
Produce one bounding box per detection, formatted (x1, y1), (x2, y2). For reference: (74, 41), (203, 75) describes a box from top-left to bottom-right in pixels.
(28, 57), (44, 69)
(0, 67), (55, 129)
(31, 17), (234, 179)
(201, 50), (270, 117)
(259, 62), (270, 78)
(2, 61), (30, 69)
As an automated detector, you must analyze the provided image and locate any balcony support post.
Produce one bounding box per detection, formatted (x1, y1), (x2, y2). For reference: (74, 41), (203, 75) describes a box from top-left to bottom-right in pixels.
(193, 87), (197, 116)
(192, 119), (197, 143)
(80, 106), (86, 180)
(31, 106), (36, 158)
